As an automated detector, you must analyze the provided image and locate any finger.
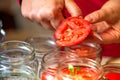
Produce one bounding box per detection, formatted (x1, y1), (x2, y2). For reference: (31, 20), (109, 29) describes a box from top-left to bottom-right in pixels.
(21, 0), (33, 21)
(51, 10), (65, 29)
(65, 0), (82, 17)
(92, 21), (111, 33)
(101, 24), (120, 43)
(84, 9), (109, 23)
(40, 19), (55, 30)
(30, 12), (54, 30)
(28, 10), (52, 29)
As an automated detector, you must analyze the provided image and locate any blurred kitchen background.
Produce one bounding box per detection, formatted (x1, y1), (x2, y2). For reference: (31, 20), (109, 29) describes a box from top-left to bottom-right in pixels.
(0, 0), (53, 41)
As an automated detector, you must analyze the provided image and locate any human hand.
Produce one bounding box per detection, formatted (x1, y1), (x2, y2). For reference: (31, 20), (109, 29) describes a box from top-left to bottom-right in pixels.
(85, 0), (120, 44)
(21, 0), (82, 30)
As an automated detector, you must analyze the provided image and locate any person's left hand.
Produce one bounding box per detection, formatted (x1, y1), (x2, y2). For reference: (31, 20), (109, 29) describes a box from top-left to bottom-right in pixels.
(21, 0), (82, 30)
(84, 0), (120, 44)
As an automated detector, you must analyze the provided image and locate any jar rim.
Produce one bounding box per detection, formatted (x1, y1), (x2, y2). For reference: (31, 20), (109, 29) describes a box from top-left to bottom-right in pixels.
(0, 40), (35, 64)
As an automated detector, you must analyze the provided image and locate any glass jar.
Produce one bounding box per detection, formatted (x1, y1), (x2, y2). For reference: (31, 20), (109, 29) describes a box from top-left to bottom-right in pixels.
(39, 50), (75, 80)
(25, 36), (59, 77)
(0, 40), (38, 80)
(25, 36), (58, 62)
(102, 63), (120, 80)
(58, 57), (103, 80)
(65, 42), (102, 63)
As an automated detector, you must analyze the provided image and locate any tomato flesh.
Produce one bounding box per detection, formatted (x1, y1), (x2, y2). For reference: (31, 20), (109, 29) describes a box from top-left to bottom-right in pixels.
(41, 67), (99, 80)
(54, 17), (91, 46)
(60, 66), (99, 80)
(105, 72), (120, 80)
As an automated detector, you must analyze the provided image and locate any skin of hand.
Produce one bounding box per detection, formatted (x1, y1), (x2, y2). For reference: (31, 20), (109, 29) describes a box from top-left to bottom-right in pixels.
(21, 0), (82, 30)
(84, 0), (120, 44)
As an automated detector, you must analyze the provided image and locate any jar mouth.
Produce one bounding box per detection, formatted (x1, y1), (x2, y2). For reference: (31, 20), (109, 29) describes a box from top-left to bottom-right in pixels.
(65, 42), (102, 53)
(0, 40), (35, 64)
(25, 36), (57, 52)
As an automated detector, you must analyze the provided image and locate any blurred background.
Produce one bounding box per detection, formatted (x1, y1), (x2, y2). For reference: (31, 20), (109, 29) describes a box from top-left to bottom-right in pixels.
(0, 0), (53, 41)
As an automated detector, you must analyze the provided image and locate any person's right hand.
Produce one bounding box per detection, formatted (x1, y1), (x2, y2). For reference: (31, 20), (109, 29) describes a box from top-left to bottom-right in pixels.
(21, 0), (82, 30)
(84, 0), (120, 44)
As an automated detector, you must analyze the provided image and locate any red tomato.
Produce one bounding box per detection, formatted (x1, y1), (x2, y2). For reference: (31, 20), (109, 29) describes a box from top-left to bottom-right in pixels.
(54, 17), (91, 46)
(61, 67), (99, 80)
(105, 72), (120, 80)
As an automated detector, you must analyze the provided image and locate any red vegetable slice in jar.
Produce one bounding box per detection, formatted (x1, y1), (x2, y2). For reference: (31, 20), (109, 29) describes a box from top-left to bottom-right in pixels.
(54, 17), (92, 46)
(105, 72), (120, 80)
(60, 66), (99, 80)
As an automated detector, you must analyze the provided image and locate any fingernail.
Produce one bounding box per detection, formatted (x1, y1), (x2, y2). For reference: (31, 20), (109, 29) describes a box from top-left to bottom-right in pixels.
(85, 16), (94, 23)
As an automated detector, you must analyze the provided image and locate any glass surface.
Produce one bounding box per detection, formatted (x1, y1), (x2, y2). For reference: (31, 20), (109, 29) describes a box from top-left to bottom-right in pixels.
(25, 36), (59, 78)
(58, 58), (103, 80)
(65, 42), (102, 63)
(40, 50), (103, 80)
(40, 50), (75, 80)
(25, 36), (58, 61)
(0, 40), (38, 80)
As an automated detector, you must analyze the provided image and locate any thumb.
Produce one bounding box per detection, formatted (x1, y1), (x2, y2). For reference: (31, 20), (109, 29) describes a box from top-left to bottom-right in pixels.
(84, 9), (109, 23)
(65, 0), (82, 17)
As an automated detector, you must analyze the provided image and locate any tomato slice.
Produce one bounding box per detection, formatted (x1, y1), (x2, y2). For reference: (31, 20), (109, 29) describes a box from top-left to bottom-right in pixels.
(105, 72), (120, 80)
(61, 66), (99, 80)
(54, 17), (91, 46)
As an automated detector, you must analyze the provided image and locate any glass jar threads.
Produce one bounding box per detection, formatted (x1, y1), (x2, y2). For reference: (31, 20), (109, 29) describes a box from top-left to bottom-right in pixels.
(39, 50), (76, 80)
(65, 42), (102, 63)
(25, 36), (58, 62)
(58, 57), (103, 80)
(0, 40), (38, 80)
(39, 50), (103, 80)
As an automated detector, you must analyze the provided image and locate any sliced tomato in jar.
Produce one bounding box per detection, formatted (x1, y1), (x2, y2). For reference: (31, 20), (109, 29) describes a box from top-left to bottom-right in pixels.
(105, 72), (120, 80)
(54, 17), (92, 46)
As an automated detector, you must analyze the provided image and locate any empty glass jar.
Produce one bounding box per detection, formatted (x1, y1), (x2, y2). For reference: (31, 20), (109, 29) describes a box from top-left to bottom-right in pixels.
(0, 40), (38, 80)
(25, 36), (58, 62)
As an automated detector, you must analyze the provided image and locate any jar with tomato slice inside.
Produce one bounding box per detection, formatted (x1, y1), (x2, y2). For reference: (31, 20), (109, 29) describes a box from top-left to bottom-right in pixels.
(65, 42), (102, 63)
(58, 57), (103, 80)
(39, 50), (75, 80)
(101, 63), (120, 80)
